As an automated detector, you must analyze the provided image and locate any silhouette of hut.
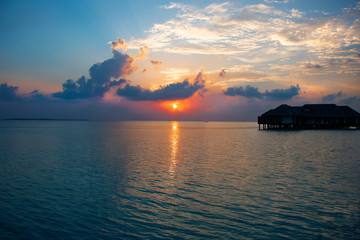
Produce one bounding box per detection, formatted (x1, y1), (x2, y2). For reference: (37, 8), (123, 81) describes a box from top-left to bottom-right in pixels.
(258, 104), (360, 129)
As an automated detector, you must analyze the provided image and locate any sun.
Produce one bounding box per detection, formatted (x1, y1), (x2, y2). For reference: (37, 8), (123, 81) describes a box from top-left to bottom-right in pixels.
(161, 101), (185, 112)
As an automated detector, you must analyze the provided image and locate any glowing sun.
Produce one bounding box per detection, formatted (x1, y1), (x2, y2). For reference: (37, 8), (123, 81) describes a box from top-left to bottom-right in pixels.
(173, 104), (178, 109)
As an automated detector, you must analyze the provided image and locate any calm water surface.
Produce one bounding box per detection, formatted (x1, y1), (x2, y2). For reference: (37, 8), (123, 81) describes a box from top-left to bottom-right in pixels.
(0, 121), (359, 239)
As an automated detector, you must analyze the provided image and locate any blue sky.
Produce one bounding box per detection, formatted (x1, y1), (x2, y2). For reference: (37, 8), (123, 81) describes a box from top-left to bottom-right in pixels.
(0, 0), (359, 120)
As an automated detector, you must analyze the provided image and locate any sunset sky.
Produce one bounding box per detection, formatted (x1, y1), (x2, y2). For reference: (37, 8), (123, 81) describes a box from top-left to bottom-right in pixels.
(1, 0), (359, 121)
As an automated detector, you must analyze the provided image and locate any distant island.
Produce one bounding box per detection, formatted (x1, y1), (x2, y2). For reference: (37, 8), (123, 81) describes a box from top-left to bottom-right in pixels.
(258, 104), (360, 130)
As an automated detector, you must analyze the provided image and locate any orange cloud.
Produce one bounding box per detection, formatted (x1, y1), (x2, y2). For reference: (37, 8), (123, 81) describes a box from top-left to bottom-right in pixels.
(109, 38), (128, 52)
(134, 45), (150, 59)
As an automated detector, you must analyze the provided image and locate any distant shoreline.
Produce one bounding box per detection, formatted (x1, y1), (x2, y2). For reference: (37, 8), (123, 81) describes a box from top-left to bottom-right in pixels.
(2, 118), (89, 121)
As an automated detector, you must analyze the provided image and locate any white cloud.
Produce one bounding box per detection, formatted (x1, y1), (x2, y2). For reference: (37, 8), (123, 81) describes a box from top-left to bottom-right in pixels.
(126, 1), (360, 94)
(264, 0), (288, 3)
(130, 1), (359, 61)
(205, 2), (231, 14)
(290, 9), (305, 18)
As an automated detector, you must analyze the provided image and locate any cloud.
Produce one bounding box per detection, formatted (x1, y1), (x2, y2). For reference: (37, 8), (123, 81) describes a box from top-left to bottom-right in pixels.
(0, 83), (51, 103)
(219, 69), (226, 77)
(263, 84), (300, 100)
(129, 2), (287, 56)
(164, 2), (192, 11)
(224, 85), (263, 98)
(264, 0), (288, 3)
(339, 96), (359, 105)
(322, 91), (343, 103)
(305, 63), (322, 69)
(126, 0), (360, 78)
(338, 96), (360, 110)
(134, 45), (150, 59)
(29, 89), (49, 102)
(209, 66), (268, 88)
(109, 38), (128, 52)
(290, 9), (304, 18)
(117, 72), (205, 101)
(160, 67), (193, 81)
(150, 60), (163, 65)
(0, 83), (19, 101)
(205, 2), (231, 14)
(109, 38), (149, 59)
(224, 84), (300, 100)
(274, 5), (360, 54)
(150, 60), (162, 71)
(53, 51), (134, 99)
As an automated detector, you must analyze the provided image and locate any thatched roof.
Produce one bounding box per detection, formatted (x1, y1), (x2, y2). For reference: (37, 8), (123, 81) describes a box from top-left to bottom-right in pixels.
(260, 104), (360, 118)
(261, 104), (295, 117)
(338, 106), (360, 117)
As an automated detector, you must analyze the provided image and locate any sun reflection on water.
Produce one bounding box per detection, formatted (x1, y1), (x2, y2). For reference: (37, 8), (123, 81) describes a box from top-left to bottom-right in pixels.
(169, 121), (179, 177)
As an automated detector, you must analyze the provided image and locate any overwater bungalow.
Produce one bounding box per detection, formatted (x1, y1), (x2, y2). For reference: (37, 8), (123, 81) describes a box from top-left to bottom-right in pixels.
(258, 104), (360, 130)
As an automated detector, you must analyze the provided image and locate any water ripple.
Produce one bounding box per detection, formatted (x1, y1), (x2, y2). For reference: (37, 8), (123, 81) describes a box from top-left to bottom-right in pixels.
(1, 121), (360, 239)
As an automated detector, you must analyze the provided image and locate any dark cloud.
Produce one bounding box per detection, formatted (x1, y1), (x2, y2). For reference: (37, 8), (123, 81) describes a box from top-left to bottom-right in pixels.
(322, 91), (343, 103)
(150, 60), (162, 65)
(263, 84), (300, 100)
(29, 89), (49, 102)
(53, 51), (134, 99)
(117, 72), (205, 101)
(224, 84), (301, 100)
(219, 69), (226, 77)
(0, 83), (50, 103)
(0, 83), (19, 101)
(305, 63), (322, 69)
(224, 85), (263, 98)
(108, 79), (127, 87)
(339, 96), (359, 105)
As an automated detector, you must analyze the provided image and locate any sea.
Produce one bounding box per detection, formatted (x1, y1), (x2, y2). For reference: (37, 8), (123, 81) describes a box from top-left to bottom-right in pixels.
(0, 120), (359, 239)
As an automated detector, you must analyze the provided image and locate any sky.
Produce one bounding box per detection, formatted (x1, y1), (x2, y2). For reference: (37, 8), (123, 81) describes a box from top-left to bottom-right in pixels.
(0, 0), (359, 121)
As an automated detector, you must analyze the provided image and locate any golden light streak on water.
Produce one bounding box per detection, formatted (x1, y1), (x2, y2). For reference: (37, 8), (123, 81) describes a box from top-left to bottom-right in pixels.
(169, 121), (179, 177)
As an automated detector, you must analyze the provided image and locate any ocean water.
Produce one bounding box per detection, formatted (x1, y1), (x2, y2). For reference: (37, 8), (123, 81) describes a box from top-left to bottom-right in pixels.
(0, 120), (359, 239)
